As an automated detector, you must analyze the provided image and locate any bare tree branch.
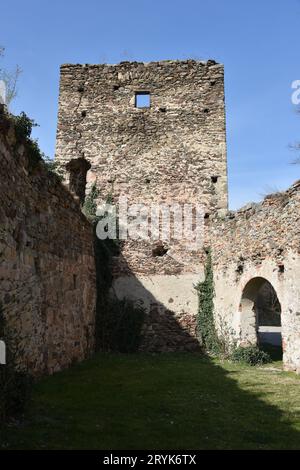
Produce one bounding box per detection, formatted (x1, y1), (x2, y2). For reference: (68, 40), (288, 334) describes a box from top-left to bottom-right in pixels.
(0, 66), (22, 106)
(0, 46), (22, 108)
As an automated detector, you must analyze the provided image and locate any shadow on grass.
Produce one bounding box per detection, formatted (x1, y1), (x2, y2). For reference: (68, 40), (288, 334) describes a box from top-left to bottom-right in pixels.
(2, 249), (299, 450)
(1, 233), (298, 449)
(1, 352), (300, 450)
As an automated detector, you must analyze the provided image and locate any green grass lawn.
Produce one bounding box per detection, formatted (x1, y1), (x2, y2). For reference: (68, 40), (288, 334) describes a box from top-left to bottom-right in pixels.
(1, 353), (300, 450)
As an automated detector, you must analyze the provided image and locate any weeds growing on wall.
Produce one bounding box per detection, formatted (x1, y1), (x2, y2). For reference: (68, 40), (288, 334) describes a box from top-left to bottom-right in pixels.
(13, 112), (43, 169)
(195, 250), (221, 355)
(82, 183), (100, 221)
(0, 304), (32, 424)
(42, 157), (64, 181)
(196, 251), (273, 364)
(83, 184), (145, 353)
(11, 112), (62, 180)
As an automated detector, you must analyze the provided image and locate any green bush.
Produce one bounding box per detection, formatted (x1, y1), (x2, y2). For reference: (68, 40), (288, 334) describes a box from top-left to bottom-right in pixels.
(12, 112), (44, 169)
(230, 346), (271, 366)
(13, 113), (65, 178)
(13, 111), (37, 140)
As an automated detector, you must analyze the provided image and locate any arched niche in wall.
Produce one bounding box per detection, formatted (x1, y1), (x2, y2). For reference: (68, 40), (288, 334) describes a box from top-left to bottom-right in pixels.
(66, 157), (91, 205)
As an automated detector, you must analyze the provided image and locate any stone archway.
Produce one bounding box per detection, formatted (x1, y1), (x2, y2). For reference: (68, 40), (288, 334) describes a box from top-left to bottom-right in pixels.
(239, 277), (282, 353)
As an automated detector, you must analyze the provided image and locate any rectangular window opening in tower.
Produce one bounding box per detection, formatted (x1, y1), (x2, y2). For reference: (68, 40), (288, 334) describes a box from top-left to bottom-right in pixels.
(135, 92), (150, 108)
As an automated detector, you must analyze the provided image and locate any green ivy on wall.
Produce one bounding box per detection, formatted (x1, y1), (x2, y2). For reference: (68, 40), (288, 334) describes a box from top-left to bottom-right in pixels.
(195, 249), (221, 355)
(82, 184), (145, 353)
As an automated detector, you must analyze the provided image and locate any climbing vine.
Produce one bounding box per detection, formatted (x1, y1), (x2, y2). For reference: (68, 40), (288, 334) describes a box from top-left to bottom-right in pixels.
(195, 249), (221, 355)
(82, 184), (145, 352)
(82, 183), (100, 222)
(196, 251), (273, 364)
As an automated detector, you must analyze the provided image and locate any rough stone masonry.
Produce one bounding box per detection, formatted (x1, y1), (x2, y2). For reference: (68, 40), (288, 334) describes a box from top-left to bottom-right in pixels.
(0, 106), (96, 375)
(55, 60), (228, 351)
(209, 184), (300, 372)
(1, 57), (299, 374)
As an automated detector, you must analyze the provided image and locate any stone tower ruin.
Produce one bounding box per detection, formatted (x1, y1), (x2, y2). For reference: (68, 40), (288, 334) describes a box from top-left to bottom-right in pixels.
(55, 59), (228, 351)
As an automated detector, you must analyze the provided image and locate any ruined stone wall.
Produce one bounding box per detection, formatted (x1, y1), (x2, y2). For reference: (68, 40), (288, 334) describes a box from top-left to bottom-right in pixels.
(209, 182), (300, 372)
(0, 108), (96, 375)
(55, 60), (227, 351)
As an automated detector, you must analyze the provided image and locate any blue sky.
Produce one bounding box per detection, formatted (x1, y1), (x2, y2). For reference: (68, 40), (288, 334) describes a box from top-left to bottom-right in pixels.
(1, 0), (300, 209)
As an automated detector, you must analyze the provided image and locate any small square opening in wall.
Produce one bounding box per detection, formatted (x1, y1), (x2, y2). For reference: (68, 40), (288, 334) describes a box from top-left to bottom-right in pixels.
(135, 92), (150, 108)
